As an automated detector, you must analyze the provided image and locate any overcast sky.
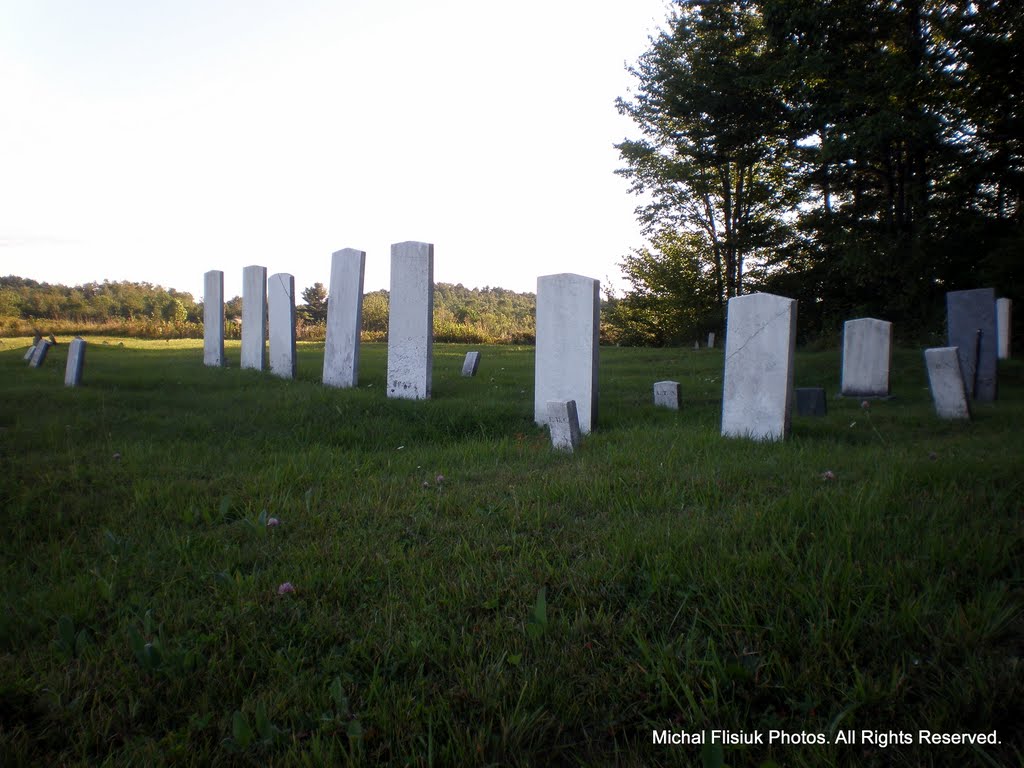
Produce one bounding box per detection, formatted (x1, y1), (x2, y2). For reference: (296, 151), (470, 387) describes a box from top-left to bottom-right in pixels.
(1, 0), (668, 301)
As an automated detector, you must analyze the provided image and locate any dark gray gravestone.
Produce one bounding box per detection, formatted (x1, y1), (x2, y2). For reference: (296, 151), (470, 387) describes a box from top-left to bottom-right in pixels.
(795, 387), (827, 417)
(946, 288), (997, 401)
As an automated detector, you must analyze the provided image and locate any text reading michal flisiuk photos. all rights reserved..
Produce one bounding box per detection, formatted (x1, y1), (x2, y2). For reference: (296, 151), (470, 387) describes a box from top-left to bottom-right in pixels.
(652, 729), (1002, 747)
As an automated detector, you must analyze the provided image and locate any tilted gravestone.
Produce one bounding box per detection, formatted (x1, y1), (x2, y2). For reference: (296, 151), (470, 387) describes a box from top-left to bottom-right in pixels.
(721, 292), (797, 441)
(462, 351), (481, 377)
(946, 288), (997, 401)
(323, 248), (366, 388)
(534, 273), (599, 434)
(795, 387), (827, 417)
(29, 340), (52, 368)
(547, 400), (582, 453)
(203, 269), (225, 367)
(241, 265), (268, 370)
(841, 318), (892, 397)
(23, 344), (36, 362)
(653, 381), (680, 410)
(997, 298), (1011, 360)
(387, 241), (434, 400)
(268, 273), (296, 379)
(924, 347), (970, 419)
(64, 338), (87, 387)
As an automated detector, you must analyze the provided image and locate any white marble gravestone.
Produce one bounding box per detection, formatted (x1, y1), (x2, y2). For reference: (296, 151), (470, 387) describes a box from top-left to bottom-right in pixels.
(997, 298), (1011, 360)
(386, 241), (433, 399)
(707, 332), (715, 349)
(653, 381), (680, 410)
(241, 265), (268, 371)
(841, 317), (893, 397)
(29, 340), (52, 368)
(534, 273), (600, 434)
(23, 344), (36, 361)
(203, 270), (225, 367)
(721, 292), (797, 441)
(64, 338), (86, 387)
(323, 248), (365, 388)
(462, 351), (481, 377)
(547, 400), (582, 453)
(946, 287), (997, 401)
(268, 273), (296, 379)
(924, 347), (970, 419)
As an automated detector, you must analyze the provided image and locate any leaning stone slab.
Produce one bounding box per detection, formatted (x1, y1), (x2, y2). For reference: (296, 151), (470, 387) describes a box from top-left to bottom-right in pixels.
(462, 351), (481, 377)
(841, 318), (892, 397)
(29, 340), (52, 368)
(203, 270), (225, 367)
(946, 287), (997, 401)
(653, 381), (680, 410)
(23, 344), (36, 362)
(795, 387), (827, 416)
(64, 338), (87, 387)
(241, 265), (268, 370)
(534, 273), (599, 433)
(387, 241), (433, 399)
(547, 400), (582, 453)
(268, 272), (296, 379)
(721, 292), (797, 441)
(924, 347), (970, 419)
(323, 248), (366, 388)
(997, 298), (1011, 360)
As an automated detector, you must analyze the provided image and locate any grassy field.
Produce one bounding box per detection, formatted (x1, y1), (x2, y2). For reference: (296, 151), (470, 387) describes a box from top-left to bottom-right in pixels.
(1, 336), (1021, 767)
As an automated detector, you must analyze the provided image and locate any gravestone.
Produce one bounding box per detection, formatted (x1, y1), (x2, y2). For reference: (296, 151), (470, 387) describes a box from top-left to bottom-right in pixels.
(534, 273), (599, 433)
(387, 241), (433, 399)
(653, 381), (680, 410)
(23, 344), (36, 361)
(203, 270), (225, 367)
(946, 288), (997, 401)
(721, 292), (797, 441)
(707, 332), (715, 349)
(268, 273), (297, 379)
(841, 318), (892, 397)
(462, 351), (481, 377)
(241, 265), (268, 370)
(795, 387), (827, 416)
(924, 347), (970, 419)
(29, 340), (52, 368)
(997, 298), (1011, 360)
(693, 341), (700, 350)
(64, 337), (87, 387)
(547, 400), (582, 453)
(323, 248), (366, 388)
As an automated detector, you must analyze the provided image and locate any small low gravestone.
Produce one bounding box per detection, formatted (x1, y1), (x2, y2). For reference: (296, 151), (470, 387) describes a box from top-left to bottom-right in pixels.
(924, 347), (970, 420)
(29, 340), (52, 368)
(693, 341), (700, 350)
(65, 338), (87, 387)
(462, 351), (481, 377)
(841, 317), (892, 397)
(653, 381), (680, 410)
(795, 387), (827, 416)
(23, 344), (36, 361)
(547, 400), (581, 452)
(707, 332), (715, 349)
(997, 298), (1011, 360)
(268, 273), (297, 379)
(946, 288), (997, 401)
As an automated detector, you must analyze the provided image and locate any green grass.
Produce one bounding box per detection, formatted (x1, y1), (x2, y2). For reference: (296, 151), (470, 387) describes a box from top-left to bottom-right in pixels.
(1, 339), (1021, 767)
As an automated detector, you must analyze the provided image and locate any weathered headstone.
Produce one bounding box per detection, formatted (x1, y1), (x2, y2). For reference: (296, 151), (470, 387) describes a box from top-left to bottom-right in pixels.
(997, 297), (1012, 360)
(534, 273), (599, 433)
(462, 351), (481, 377)
(203, 269), (225, 367)
(23, 344), (36, 362)
(707, 332), (716, 349)
(268, 272), (296, 379)
(693, 341), (700, 350)
(29, 339), (52, 368)
(323, 248), (366, 388)
(795, 387), (827, 416)
(386, 241), (433, 399)
(841, 318), (893, 397)
(653, 380), (680, 410)
(241, 265), (268, 371)
(64, 338), (87, 387)
(547, 400), (582, 453)
(946, 288), (997, 401)
(721, 292), (797, 441)
(924, 347), (970, 419)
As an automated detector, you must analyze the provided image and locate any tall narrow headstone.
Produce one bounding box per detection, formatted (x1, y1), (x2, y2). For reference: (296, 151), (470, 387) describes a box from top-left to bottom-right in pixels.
(547, 400), (582, 453)
(64, 338), (87, 387)
(721, 292), (797, 441)
(997, 298), (1012, 360)
(841, 318), (893, 397)
(534, 273), (599, 434)
(386, 241), (433, 399)
(707, 332), (715, 349)
(946, 288), (997, 401)
(241, 265), (268, 370)
(203, 270), (225, 367)
(462, 351), (481, 377)
(268, 273), (296, 379)
(323, 248), (366, 388)
(29, 340), (52, 368)
(653, 381), (680, 410)
(924, 347), (970, 419)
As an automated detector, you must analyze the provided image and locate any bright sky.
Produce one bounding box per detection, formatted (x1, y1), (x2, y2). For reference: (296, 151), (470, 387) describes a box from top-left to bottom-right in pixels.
(0, 0), (668, 302)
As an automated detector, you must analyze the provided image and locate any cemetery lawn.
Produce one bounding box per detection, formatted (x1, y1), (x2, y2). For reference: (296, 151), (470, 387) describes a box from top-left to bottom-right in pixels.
(1, 337), (1022, 767)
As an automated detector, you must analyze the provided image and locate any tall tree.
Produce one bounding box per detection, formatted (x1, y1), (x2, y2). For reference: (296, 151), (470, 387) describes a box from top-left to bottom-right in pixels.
(299, 283), (328, 324)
